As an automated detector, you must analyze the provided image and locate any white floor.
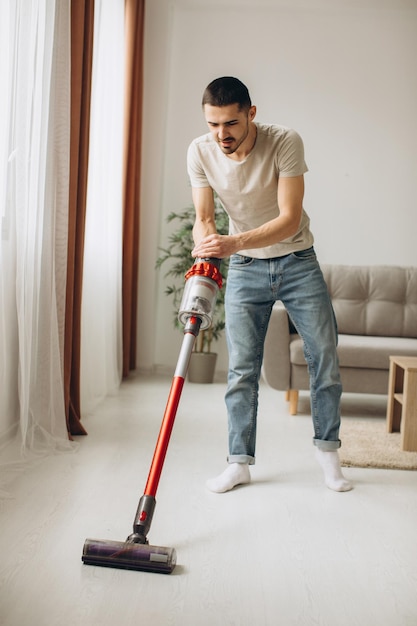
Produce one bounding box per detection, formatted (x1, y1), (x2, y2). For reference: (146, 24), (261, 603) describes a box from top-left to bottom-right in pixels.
(0, 374), (416, 626)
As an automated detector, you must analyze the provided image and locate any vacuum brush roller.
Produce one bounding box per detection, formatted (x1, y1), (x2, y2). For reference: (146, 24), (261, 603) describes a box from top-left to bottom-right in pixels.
(82, 538), (176, 574)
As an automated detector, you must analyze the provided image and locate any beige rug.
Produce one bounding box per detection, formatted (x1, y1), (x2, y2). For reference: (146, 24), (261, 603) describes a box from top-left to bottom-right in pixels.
(339, 418), (417, 470)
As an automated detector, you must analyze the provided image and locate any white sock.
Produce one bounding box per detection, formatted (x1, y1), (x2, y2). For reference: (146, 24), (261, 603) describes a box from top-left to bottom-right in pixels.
(206, 463), (251, 493)
(315, 449), (353, 492)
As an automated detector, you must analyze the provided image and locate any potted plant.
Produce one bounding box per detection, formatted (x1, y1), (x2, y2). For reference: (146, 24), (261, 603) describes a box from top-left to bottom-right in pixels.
(156, 198), (229, 383)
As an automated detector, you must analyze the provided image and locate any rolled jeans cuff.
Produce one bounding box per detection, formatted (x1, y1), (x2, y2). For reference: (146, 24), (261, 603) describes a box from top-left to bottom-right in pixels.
(228, 454), (255, 465)
(313, 438), (341, 451)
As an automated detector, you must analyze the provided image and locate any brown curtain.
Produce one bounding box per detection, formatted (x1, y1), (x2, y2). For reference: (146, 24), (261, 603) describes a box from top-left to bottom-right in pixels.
(64, 0), (95, 437)
(122, 0), (145, 378)
(64, 0), (145, 436)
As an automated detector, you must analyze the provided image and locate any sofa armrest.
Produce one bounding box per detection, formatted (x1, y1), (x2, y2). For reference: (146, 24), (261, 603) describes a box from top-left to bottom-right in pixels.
(262, 302), (291, 390)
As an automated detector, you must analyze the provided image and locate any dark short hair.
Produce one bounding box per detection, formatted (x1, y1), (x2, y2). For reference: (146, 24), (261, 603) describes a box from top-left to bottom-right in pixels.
(202, 77), (252, 111)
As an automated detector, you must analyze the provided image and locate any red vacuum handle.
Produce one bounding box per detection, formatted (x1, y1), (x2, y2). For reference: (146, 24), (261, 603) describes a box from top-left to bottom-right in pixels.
(144, 376), (184, 497)
(144, 316), (202, 497)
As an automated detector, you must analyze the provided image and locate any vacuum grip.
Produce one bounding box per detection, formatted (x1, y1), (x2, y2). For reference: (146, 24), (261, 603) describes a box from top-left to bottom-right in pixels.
(131, 494), (156, 542)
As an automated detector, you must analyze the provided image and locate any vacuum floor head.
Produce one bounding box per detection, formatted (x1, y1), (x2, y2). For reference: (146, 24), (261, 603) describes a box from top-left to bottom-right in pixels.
(82, 538), (176, 574)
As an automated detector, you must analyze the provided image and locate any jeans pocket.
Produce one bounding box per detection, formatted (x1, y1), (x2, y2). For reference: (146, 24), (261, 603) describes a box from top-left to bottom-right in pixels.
(230, 254), (254, 268)
(291, 246), (316, 261)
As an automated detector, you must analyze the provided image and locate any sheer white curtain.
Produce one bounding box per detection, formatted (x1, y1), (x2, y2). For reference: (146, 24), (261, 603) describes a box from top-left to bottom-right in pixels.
(80, 0), (124, 415)
(0, 0), (73, 460)
(0, 0), (125, 478)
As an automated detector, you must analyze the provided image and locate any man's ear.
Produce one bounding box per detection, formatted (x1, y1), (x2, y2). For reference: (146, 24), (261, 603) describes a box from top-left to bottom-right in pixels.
(249, 105), (257, 121)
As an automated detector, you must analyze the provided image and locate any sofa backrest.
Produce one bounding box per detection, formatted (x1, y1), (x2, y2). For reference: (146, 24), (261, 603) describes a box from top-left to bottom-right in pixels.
(321, 265), (417, 338)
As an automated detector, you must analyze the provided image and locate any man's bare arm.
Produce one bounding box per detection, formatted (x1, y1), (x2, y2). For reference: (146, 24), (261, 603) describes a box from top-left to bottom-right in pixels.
(192, 186), (217, 245)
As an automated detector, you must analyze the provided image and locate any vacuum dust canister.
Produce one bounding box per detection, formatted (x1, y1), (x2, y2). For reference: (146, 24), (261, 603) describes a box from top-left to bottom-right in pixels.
(178, 260), (223, 331)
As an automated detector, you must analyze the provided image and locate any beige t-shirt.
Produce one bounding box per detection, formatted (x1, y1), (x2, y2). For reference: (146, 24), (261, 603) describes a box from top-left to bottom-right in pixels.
(187, 123), (314, 259)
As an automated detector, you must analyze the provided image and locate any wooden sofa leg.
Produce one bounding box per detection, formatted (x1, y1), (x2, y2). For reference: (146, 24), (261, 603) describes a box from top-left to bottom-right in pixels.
(286, 389), (299, 415)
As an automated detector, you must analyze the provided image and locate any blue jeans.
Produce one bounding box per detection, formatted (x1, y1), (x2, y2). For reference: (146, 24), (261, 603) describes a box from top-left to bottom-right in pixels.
(225, 248), (342, 464)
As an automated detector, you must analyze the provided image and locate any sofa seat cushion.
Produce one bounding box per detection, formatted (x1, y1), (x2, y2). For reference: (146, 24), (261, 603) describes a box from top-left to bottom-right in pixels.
(289, 334), (417, 370)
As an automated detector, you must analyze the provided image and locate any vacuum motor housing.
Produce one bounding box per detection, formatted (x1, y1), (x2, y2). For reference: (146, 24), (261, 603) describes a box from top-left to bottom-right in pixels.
(178, 259), (222, 330)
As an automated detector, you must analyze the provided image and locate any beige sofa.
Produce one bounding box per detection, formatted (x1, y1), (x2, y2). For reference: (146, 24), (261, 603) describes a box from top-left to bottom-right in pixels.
(262, 264), (417, 414)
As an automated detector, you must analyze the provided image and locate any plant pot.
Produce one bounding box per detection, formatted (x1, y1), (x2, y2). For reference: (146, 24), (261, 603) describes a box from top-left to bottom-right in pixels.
(188, 352), (217, 384)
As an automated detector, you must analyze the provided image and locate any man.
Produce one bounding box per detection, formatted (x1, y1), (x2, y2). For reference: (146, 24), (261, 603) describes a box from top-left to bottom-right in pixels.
(187, 77), (352, 493)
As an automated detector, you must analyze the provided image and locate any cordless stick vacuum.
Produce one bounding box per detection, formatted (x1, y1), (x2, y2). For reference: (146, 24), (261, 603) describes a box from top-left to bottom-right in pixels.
(82, 258), (222, 574)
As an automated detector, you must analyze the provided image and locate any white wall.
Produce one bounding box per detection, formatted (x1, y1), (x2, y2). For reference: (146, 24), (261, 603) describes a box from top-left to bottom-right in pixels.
(139, 0), (417, 374)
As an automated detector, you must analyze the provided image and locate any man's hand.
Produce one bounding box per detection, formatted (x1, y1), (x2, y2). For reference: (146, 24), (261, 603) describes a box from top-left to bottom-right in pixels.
(192, 233), (238, 259)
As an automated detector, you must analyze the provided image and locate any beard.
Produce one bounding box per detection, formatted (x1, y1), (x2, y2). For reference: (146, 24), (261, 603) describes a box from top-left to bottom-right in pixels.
(217, 122), (250, 155)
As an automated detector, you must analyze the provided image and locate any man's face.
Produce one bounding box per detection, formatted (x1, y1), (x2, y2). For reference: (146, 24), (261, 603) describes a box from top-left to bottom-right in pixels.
(204, 103), (255, 155)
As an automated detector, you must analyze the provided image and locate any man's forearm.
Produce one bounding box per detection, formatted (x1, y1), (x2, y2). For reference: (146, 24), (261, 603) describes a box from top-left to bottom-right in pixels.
(192, 216), (217, 246)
